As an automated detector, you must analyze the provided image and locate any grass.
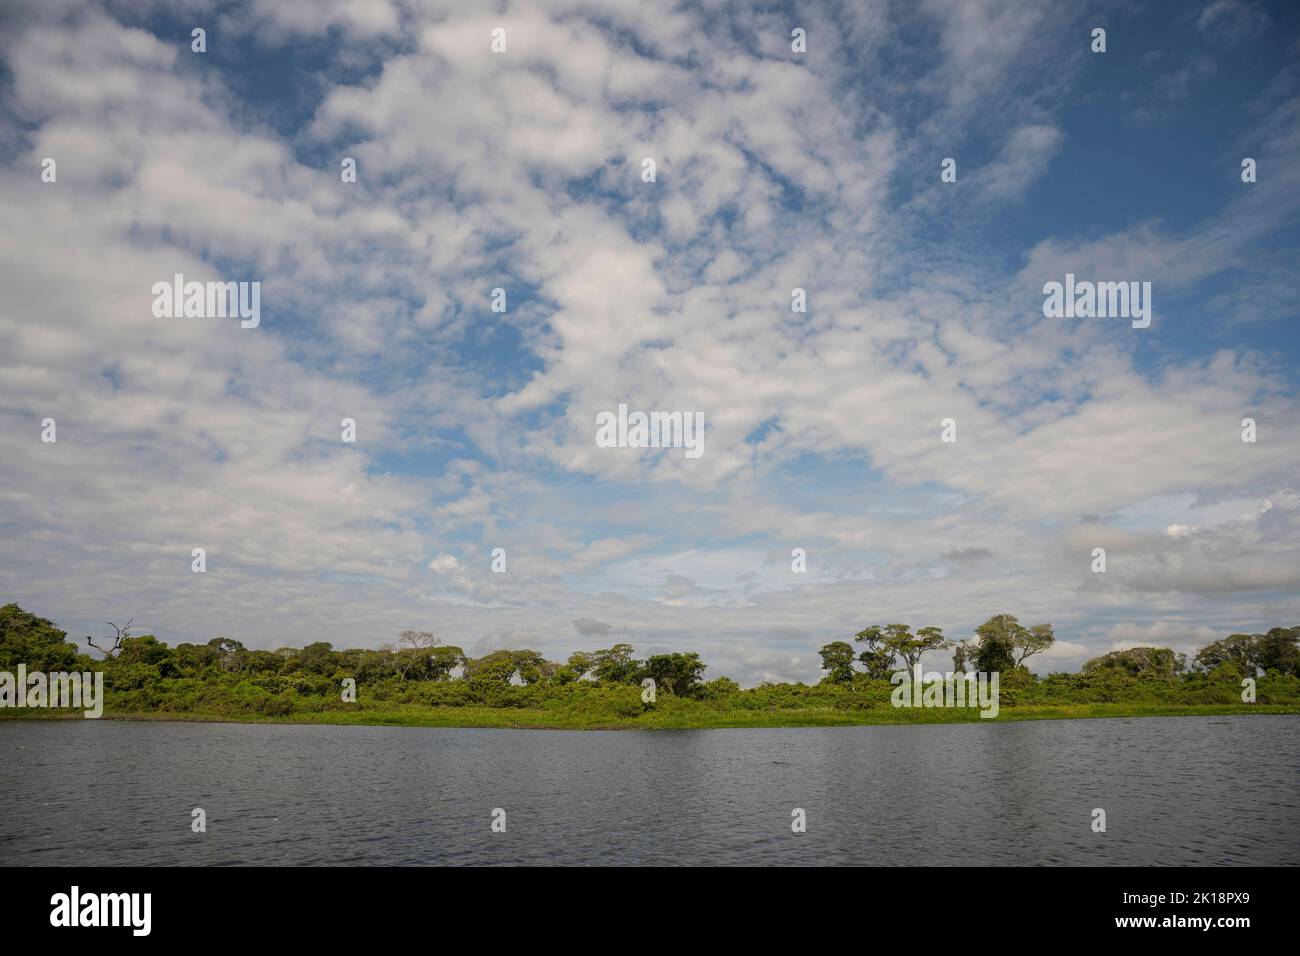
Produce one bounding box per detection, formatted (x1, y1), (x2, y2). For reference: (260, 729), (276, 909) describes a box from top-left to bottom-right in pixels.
(6, 701), (1298, 730)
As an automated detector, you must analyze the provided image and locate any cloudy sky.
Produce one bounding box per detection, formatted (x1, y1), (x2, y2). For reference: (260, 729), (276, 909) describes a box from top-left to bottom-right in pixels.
(1, 0), (1297, 685)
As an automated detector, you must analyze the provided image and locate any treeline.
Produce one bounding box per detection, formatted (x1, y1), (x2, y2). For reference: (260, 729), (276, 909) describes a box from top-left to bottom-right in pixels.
(2, 603), (1299, 722)
(0, 605), (721, 716)
(817, 614), (1300, 682)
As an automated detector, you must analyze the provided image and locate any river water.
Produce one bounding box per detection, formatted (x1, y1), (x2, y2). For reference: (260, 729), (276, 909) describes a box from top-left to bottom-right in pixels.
(2, 716), (1296, 865)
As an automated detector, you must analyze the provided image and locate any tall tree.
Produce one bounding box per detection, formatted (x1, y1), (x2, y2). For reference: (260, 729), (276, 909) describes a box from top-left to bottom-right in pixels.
(971, 614), (1022, 674)
(818, 641), (856, 683)
(853, 624), (948, 675)
(1014, 623), (1055, 667)
(853, 626), (900, 679)
(902, 625), (947, 671)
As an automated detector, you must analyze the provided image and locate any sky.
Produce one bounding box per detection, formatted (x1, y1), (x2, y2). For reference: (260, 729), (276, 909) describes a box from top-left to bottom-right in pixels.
(0, 0), (1297, 686)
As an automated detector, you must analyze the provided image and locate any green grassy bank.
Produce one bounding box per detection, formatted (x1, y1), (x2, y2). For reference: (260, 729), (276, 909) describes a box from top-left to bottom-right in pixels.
(5, 700), (1298, 731)
(5, 602), (1299, 732)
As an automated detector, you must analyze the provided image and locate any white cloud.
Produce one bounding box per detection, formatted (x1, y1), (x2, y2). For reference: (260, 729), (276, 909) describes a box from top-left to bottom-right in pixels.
(0, 1), (1296, 687)
(428, 553), (462, 574)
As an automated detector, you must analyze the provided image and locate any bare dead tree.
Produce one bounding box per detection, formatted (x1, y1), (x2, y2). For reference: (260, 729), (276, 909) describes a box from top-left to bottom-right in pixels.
(87, 619), (133, 659)
(396, 630), (439, 681)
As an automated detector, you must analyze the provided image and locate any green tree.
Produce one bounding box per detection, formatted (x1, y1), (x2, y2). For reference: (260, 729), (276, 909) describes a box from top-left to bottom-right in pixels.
(463, 650), (517, 685)
(174, 642), (220, 674)
(289, 641), (340, 676)
(511, 650), (549, 684)
(244, 649), (286, 674)
(427, 645), (466, 680)
(1083, 646), (1183, 677)
(900, 625), (947, 671)
(464, 649), (546, 685)
(1194, 633), (1259, 675)
(854, 626), (900, 679)
(590, 643), (640, 683)
(854, 624), (947, 676)
(553, 651), (595, 683)
(1257, 626), (1300, 675)
(0, 603), (80, 672)
(1195, 627), (1300, 677)
(349, 648), (396, 683)
(699, 676), (740, 700)
(641, 652), (706, 696)
(117, 635), (175, 671)
(818, 641), (857, 683)
(207, 637), (246, 672)
(1014, 623), (1055, 667)
(971, 614), (1021, 674)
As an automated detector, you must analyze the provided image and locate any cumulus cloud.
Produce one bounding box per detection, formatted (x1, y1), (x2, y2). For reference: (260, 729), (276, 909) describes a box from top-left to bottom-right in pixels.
(428, 554), (463, 574)
(0, 0), (1296, 686)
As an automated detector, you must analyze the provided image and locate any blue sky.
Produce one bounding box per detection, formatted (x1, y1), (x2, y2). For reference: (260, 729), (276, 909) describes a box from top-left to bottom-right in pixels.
(1, 0), (1297, 684)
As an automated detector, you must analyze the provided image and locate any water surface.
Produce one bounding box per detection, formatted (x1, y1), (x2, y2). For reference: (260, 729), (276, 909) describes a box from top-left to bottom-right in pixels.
(2, 716), (1297, 865)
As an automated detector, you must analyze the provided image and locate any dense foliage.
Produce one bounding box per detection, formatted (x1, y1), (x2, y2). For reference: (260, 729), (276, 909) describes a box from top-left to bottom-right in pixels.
(2, 603), (1298, 725)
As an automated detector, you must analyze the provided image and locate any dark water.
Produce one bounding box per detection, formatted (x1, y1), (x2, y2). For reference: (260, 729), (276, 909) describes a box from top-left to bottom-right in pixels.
(1, 716), (1297, 865)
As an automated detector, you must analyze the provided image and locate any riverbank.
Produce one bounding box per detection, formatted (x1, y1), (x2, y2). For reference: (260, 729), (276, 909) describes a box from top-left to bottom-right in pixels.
(4, 701), (1297, 730)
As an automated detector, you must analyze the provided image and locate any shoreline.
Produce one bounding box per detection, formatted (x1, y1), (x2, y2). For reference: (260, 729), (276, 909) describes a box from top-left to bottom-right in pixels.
(3, 702), (1297, 731)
